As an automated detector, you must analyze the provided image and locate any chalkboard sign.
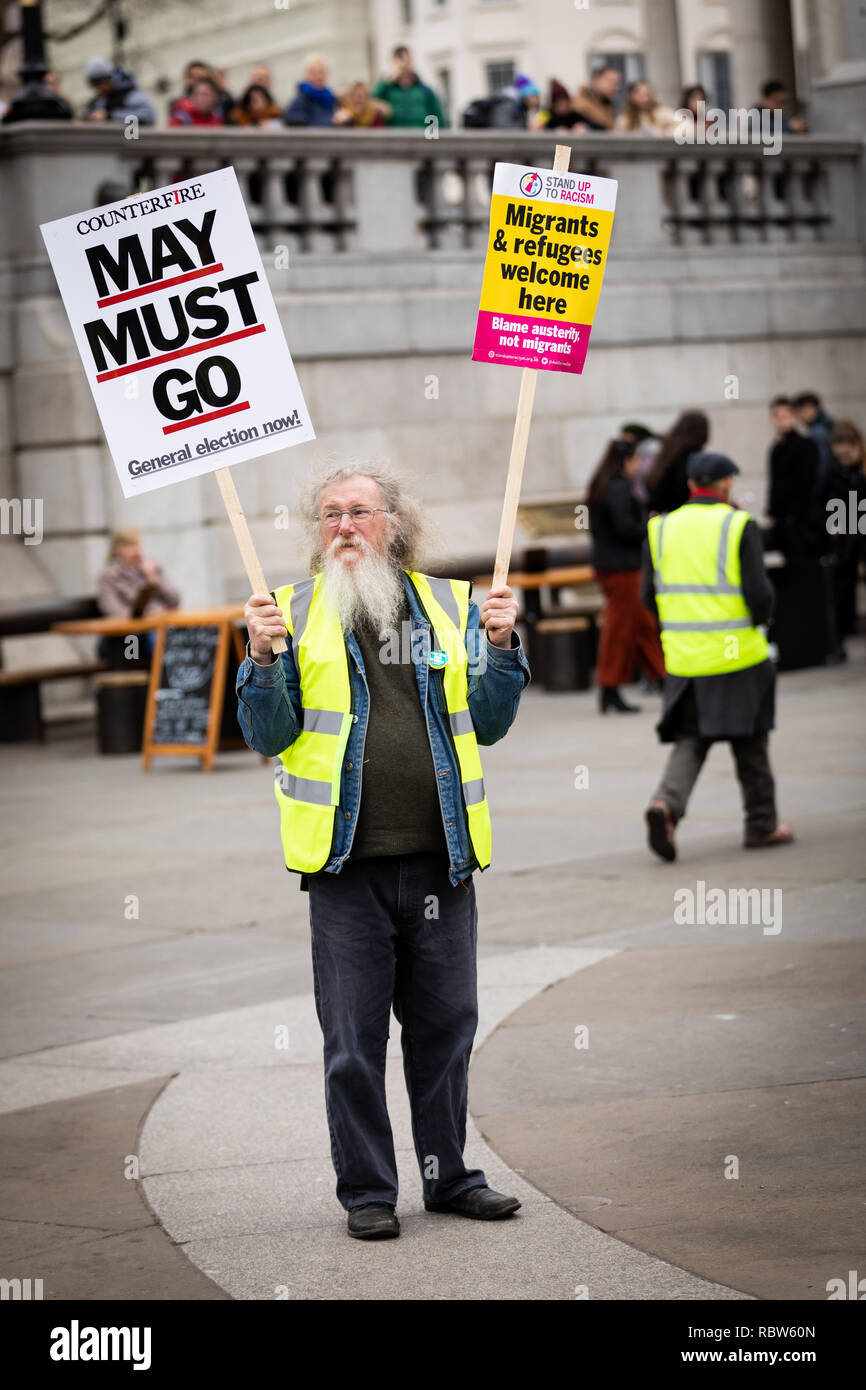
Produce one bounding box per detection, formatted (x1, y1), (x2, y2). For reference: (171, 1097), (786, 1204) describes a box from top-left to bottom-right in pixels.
(142, 616), (241, 771)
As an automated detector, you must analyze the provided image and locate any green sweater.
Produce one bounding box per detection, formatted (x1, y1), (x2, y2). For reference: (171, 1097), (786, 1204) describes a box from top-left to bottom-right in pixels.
(350, 591), (448, 859)
(371, 76), (448, 128)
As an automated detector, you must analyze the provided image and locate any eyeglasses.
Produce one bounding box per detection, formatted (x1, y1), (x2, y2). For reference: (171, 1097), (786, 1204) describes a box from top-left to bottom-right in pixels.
(316, 506), (390, 528)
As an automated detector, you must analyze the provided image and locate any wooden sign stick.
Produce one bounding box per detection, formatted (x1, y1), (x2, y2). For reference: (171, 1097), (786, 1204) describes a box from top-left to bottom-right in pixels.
(491, 142), (572, 590)
(215, 465), (287, 655)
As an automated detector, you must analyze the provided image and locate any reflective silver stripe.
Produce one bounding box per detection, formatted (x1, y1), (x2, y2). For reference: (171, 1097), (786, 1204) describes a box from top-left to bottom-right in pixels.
(655, 582), (742, 594)
(652, 514), (667, 590)
(274, 768), (333, 805)
(302, 708), (344, 734)
(717, 509), (736, 587)
(289, 577), (316, 666)
(655, 514), (667, 565)
(661, 618), (754, 631)
(425, 575), (461, 630)
(463, 777), (485, 804)
(449, 708), (474, 736)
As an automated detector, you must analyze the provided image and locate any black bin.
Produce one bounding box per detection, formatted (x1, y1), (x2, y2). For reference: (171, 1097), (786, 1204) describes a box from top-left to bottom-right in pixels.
(535, 616), (593, 691)
(94, 672), (149, 754)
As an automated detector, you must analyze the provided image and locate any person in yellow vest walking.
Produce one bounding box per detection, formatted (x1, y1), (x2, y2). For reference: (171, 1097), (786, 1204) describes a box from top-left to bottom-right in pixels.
(237, 465), (530, 1239)
(643, 452), (794, 860)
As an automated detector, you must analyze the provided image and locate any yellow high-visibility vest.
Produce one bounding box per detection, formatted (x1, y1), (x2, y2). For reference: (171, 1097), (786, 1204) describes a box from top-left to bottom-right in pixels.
(270, 569), (492, 874)
(647, 502), (770, 676)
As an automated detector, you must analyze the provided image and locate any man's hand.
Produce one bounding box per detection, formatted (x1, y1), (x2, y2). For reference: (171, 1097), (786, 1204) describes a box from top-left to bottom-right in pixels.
(245, 593), (287, 663)
(481, 585), (518, 648)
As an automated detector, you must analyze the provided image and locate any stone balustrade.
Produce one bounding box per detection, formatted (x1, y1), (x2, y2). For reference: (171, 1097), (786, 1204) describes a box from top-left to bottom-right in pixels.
(1, 124), (863, 264)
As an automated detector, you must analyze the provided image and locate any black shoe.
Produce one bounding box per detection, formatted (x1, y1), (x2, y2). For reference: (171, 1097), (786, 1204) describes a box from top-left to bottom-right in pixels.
(347, 1203), (400, 1240)
(599, 686), (641, 714)
(424, 1186), (521, 1220)
(645, 799), (677, 862)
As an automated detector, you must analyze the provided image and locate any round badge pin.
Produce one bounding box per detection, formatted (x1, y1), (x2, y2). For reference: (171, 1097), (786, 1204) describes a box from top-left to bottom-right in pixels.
(428, 649), (448, 669)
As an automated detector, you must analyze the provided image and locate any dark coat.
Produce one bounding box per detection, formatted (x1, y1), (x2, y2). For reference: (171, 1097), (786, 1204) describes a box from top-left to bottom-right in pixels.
(823, 459), (866, 565)
(641, 496), (777, 741)
(646, 447), (693, 515)
(589, 475), (646, 571)
(283, 83), (338, 126)
(767, 428), (823, 563)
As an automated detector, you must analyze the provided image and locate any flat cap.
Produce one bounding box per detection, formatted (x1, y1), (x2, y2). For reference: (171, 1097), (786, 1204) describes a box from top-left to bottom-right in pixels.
(85, 58), (114, 83)
(686, 450), (740, 482)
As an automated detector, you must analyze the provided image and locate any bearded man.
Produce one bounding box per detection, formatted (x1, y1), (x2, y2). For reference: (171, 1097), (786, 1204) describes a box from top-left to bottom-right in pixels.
(236, 465), (530, 1240)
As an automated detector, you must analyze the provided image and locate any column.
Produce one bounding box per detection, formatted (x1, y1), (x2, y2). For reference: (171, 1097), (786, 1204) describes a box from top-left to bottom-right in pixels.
(728, 0), (796, 108)
(644, 0), (683, 107)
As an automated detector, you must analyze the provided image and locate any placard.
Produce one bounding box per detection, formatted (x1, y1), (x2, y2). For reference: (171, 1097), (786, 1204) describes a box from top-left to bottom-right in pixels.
(40, 166), (315, 497)
(472, 162), (617, 374)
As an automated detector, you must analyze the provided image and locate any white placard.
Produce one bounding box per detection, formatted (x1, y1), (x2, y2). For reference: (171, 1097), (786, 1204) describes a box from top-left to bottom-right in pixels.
(40, 166), (314, 497)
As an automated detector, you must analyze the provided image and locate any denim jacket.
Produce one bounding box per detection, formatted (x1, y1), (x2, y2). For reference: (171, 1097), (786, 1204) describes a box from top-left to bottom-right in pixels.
(236, 572), (531, 886)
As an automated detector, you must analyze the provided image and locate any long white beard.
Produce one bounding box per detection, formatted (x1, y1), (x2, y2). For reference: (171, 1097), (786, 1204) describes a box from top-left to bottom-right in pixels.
(320, 535), (404, 634)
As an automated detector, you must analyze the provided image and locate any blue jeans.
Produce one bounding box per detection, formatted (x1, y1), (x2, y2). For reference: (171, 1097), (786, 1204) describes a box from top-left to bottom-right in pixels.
(308, 852), (488, 1210)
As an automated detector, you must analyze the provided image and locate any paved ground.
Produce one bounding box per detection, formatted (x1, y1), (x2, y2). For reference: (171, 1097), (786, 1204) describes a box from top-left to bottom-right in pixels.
(0, 649), (863, 1299)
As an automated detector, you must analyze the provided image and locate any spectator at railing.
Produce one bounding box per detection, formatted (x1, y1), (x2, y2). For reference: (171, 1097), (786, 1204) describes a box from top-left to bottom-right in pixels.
(249, 64), (273, 94)
(755, 79), (808, 134)
(168, 60), (234, 124)
(531, 79), (588, 132)
(82, 58), (156, 125)
(824, 420), (866, 661)
(793, 390), (835, 486)
(372, 45), (447, 129)
(333, 81), (390, 127)
(230, 83), (282, 129)
(614, 80), (678, 136)
(169, 75), (225, 128)
(645, 411), (710, 515)
(678, 84), (711, 134)
(44, 68), (74, 118)
(572, 63), (621, 131)
(284, 54), (339, 126)
(765, 395), (822, 566)
(510, 74), (542, 126)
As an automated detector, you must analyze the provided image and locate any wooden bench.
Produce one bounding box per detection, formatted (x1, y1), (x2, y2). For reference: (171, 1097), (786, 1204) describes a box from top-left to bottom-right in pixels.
(0, 596), (107, 742)
(0, 661), (108, 742)
(473, 555), (602, 689)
